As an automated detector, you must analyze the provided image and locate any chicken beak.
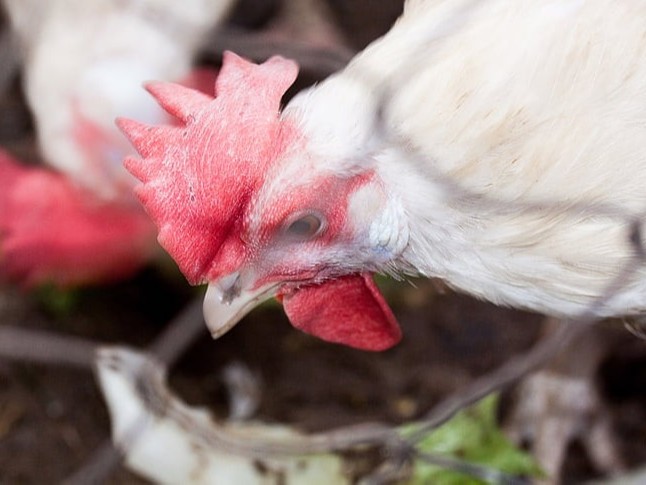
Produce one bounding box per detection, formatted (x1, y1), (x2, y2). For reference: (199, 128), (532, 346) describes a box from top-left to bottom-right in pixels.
(203, 273), (277, 339)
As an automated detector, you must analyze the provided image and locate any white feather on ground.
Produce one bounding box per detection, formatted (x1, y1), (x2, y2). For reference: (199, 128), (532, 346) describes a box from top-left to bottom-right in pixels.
(95, 346), (350, 485)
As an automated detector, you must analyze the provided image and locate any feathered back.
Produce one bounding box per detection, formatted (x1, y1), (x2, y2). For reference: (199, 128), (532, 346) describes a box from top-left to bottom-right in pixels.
(118, 52), (299, 283)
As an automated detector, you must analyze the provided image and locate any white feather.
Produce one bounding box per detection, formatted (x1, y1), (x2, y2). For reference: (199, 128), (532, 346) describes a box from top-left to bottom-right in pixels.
(96, 346), (349, 485)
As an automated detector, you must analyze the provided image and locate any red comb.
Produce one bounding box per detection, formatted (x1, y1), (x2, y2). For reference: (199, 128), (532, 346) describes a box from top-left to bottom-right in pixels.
(118, 52), (299, 284)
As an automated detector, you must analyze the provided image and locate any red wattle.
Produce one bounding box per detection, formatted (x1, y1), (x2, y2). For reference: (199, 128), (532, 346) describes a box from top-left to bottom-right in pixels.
(280, 273), (401, 351)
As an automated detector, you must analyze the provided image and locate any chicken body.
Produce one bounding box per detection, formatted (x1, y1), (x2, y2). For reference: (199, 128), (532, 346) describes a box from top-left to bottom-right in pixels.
(122, 0), (646, 349)
(284, 0), (646, 318)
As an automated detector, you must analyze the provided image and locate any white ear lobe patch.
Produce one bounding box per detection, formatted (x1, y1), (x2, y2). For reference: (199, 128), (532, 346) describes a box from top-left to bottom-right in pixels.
(348, 183), (384, 226)
(369, 196), (409, 259)
(348, 180), (409, 260)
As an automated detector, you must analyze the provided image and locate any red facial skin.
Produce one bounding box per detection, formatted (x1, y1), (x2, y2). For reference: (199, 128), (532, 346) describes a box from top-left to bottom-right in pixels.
(246, 172), (377, 287)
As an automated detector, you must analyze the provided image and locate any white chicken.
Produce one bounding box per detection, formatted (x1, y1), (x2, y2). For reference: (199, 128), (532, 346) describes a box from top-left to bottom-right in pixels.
(117, 1), (646, 480)
(121, 0), (646, 346)
(0, 0), (234, 285)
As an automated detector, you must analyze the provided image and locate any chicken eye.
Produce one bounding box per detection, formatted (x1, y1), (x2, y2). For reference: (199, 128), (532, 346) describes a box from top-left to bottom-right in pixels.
(285, 213), (323, 239)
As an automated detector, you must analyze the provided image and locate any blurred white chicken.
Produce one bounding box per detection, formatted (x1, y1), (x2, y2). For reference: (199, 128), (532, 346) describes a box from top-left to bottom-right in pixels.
(0, 0), (233, 285)
(4, 0), (234, 195)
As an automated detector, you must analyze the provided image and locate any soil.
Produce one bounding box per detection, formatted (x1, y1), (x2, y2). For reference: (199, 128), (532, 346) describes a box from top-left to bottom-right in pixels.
(0, 1), (645, 483)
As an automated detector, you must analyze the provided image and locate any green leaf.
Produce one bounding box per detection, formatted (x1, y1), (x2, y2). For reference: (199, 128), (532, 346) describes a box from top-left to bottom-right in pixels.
(33, 284), (81, 317)
(403, 394), (544, 484)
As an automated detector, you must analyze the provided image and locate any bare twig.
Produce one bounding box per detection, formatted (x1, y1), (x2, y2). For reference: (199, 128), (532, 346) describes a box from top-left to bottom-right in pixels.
(406, 247), (644, 443)
(412, 450), (531, 485)
(0, 28), (20, 96)
(205, 0), (354, 78)
(205, 27), (354, 77)
(406, 322), (586, 443)
(0, 326), (97, 368)
(147, 295), (206, 366)
(62, 441), (125, 485)
(0, 293), (207, 483)
(90, 346), (532, 485)
(63, 294), (207, 484)
(0, 294), (206, 369)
